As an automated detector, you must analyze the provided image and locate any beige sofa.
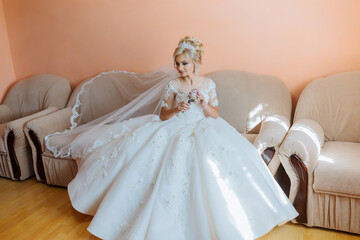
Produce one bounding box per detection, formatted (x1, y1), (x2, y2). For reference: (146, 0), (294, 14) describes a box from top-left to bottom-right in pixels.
(279, 71), (360, 234)
(25, 70), (292, 186)
(0, 74), (71, 180)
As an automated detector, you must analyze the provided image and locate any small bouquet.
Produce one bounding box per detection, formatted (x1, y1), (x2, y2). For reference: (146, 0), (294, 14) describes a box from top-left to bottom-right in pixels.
(187, 89), (200, 104)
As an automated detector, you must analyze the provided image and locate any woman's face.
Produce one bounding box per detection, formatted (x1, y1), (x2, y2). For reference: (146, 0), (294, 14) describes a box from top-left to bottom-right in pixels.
(174, 54), (195, 77)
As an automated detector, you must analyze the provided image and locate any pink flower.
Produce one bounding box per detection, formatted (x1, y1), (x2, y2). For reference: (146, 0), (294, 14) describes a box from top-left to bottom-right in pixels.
(188, 89), (200, 104)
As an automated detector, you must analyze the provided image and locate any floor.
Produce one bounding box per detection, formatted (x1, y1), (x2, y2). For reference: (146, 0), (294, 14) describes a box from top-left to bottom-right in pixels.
(1, 177), (359, 240)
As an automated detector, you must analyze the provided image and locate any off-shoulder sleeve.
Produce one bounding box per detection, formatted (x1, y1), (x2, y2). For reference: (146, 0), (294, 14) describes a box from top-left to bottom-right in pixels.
(161, 81), (176, 109)
(208, 79), (218, 107)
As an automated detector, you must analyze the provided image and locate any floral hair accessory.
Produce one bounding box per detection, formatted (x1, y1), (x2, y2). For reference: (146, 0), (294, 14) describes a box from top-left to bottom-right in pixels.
(188, 89), (200, 104)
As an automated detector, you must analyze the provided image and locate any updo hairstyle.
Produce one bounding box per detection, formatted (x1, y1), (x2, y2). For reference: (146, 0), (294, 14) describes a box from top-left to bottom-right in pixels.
(173, 36), (204, 75)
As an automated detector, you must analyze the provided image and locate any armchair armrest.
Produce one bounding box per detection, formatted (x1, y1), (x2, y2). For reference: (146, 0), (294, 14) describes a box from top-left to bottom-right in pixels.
(4, 106), (59, 180)
(253, 115), (290, 165)
(24, 107), (72, 181)
(279, 119), (324, 177)
(0, 104), (14, 123)
(278, 118), (324, 223)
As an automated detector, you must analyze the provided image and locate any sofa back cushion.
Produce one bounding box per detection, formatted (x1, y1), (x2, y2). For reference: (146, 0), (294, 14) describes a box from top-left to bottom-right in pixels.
(206, 70), (291, 133)
(294, 71), (360, 142)
(67, 69), (291, 131)
(3, 74), (71, 119)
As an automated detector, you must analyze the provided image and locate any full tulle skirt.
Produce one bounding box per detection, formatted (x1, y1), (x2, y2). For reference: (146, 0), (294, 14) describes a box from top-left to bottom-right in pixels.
(68, 114), (298, 240)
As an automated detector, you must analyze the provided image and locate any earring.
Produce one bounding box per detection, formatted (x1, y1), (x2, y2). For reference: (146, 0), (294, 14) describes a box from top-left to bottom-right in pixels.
(195, 64), (200, 75)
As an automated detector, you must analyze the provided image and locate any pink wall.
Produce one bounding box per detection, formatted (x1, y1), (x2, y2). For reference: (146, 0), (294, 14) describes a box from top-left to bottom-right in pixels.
(2, 0), (360, 106)
(0, 0), (15, 102)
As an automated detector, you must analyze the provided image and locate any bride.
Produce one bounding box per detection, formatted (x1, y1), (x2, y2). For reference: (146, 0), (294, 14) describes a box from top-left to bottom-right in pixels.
(47, 36), (298, 240)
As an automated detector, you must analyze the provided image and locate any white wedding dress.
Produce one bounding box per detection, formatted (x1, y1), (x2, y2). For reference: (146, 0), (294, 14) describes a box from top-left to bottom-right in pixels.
(67, 77), (298, 240)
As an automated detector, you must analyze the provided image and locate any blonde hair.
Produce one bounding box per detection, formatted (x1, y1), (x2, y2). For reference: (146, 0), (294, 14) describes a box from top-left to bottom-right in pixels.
(173, 36), (204, 75)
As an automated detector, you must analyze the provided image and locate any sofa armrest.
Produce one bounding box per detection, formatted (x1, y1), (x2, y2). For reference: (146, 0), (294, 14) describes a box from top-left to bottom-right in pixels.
(24, 108), (72, 181)
(278, 118), (324, 223)
(24, 108), (72, 151)
(279, 119), (324, 178)
(0, 104), (14, 123)
(4, 107), (59, 180)
(253, 115), (290, 165)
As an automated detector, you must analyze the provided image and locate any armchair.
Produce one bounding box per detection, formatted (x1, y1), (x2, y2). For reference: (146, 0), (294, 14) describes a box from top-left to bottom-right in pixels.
(0, 74), (71, 180)
(279, 71), (360, 234)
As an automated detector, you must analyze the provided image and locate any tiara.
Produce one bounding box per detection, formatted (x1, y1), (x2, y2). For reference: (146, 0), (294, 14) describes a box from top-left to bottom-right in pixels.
(178, 41), (196, 52)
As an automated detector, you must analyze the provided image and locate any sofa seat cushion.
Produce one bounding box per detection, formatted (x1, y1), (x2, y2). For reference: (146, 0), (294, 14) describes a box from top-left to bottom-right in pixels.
(313, 141), (360, 197)
(0, 123), (7, 153)
(241, 133), (258, 144)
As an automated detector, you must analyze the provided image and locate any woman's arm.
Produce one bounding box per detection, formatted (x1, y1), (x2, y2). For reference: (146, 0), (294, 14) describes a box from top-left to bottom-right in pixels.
(198, 92), (219, 119)
(159, 82), (179, 121)
(203, 104), (219, 119)
(203, 79), (219, 119)
(160, 102), (190, 121)
(160, 107), (178, 121)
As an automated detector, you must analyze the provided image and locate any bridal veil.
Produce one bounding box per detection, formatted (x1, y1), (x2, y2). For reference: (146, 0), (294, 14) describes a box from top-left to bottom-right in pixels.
(45, 64), (179, 159)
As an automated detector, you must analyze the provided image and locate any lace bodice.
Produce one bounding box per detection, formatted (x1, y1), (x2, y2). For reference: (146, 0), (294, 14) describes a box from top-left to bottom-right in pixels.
(161, 78), (218, 122)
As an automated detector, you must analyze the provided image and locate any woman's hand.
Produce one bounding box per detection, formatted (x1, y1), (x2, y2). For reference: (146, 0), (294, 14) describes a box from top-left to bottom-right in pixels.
(176, 101), (190, 113)
(197, 93), (206, 107)
(160, 101), (189, 120)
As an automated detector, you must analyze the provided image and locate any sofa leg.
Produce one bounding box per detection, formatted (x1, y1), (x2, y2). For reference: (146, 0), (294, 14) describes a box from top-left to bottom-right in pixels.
(261, 147), (275, 165)
(290, 154), (308, 223)
(28, 130), (46, 181)
(7, 131), (21, 180)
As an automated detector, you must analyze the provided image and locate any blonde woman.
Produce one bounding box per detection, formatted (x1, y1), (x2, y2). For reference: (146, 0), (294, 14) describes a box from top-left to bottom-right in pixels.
(47, 36), (298, 240)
